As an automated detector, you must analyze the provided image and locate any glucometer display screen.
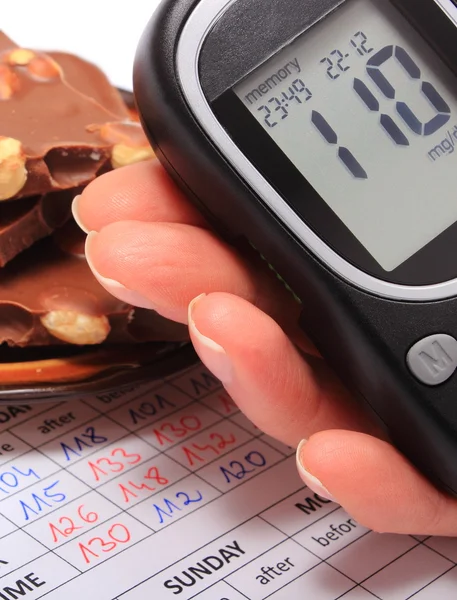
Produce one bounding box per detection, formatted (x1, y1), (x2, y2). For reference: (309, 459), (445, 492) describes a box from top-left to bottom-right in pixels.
(234, 0), (457, 272)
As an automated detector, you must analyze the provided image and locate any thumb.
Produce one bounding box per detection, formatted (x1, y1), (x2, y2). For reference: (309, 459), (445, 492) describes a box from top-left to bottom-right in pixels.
(296, 430), (457, 536)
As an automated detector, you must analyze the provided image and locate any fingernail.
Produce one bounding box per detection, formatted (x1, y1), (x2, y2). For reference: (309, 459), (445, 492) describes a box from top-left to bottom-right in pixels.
(296, 439), (336, 502)
(71, 195), (89, 234)
(188, 294), (233, 385)
(84, 232), (158, 310)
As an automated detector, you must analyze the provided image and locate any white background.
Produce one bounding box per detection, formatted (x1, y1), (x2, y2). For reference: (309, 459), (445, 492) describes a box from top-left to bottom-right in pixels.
(1, 1), (162, 90)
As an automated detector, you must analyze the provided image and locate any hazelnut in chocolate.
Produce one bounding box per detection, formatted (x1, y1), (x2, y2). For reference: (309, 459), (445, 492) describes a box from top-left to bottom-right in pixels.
(0, 221), (187, 347)
(0, 33), (154, 202)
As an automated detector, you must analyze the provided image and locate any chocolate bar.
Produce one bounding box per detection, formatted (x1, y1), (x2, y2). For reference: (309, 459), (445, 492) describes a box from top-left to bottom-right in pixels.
(0, 189), (75, 267)
(0, 220), (188, 347)
(47, 52), (130, 119)
(0, 33), (154, 202)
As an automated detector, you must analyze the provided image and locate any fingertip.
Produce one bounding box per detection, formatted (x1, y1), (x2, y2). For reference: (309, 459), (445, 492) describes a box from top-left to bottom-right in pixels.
(71, 194), (89, 234)
(188, 291), (283, 350)
(84, 230), (158, 310)
(296, 438), (336, 503)
(188, 293), (234, 385)
(75, 159), (206, 232)
(188, 293), (207, 324)
(296, 431), (367, 505)
(297, 430), (457, 535)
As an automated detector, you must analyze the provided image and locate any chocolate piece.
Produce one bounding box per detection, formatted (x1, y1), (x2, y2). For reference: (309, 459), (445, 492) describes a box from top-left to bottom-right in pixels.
(0, 34), (154, 202)
(0, 220), (188, 347)
(118, 89), (140, 121)
(48, 52), (130, 120)
(0, 189), (75, 266)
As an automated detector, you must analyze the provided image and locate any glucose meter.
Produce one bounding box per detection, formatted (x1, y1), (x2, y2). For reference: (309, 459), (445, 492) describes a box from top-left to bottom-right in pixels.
(134, 0), (457, 493)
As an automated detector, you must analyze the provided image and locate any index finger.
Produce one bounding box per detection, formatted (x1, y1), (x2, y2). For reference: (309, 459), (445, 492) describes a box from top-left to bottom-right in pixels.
(73, 159), (207, 233)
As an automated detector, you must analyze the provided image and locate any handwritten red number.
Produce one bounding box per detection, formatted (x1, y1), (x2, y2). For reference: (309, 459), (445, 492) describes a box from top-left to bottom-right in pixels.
(112, 448), (141, 465)
(78, 504), (98, 524)
(49, 504), (99, 543)
(182, 431), (237, 466)
(88, 448), (142, 481)
(118, 467), (169, 503)
(78, 524), (131, 564)
(153, 415), (202, 446)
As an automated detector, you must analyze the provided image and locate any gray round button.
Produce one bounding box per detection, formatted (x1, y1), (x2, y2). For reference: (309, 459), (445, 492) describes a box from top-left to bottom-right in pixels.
(407, 334), (457, 386)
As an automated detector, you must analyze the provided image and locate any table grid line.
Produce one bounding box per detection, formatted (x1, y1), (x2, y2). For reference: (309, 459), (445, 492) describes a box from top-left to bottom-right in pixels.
(118, 522), (292, 599)
(406, 565), (456, 599)
(0, 427), (121, 580)
(15, 436), (285, 550)
(24, 489), (152, 550)
(16, 399), (209, 569)
(0, 391), (198, 586)
(1, 390), (241, 505)
(335, 586), (382, 600)
(93, 402), (269, 504)
(0, 402), (66, 436)
(224, 579), (252, 599)
(114, 459), (296, 598)
(257, 508), (439, 600)
(0, 364), (454, 600)
(5, 367), (217, 598)
(35, 380), (290, 595)
(257, 513), (366, 598)
(421, 538), (457, 565)
(37, 454), (292, 600)
(8, 434), (146, 575)
(0, 494), (85, 580)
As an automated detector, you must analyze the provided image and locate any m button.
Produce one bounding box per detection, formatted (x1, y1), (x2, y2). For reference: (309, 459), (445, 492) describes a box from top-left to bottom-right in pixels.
(407, 334), (457, 386)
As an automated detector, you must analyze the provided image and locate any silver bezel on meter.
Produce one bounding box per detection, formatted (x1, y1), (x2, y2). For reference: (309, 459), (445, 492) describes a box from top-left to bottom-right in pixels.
(177, 0), (457, 302)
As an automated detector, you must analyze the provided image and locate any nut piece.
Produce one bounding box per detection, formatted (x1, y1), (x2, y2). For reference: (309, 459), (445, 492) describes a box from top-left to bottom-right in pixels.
(0, 65), (19, 100)
(40, 311), (111, 345)
(97, 121), (155, 168)
(7, 48), (35, 66)
(27, 55), (62, 81)
(111, 143), (155, 169)
(0, 137), (27, 201)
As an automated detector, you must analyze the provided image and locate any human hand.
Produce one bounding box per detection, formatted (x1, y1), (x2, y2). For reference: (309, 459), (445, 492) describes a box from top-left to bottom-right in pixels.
(73, 159), (457, 536)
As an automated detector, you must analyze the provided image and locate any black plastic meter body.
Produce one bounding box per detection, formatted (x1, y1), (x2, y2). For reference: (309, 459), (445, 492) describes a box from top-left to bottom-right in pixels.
(134, 0), (457, 494)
